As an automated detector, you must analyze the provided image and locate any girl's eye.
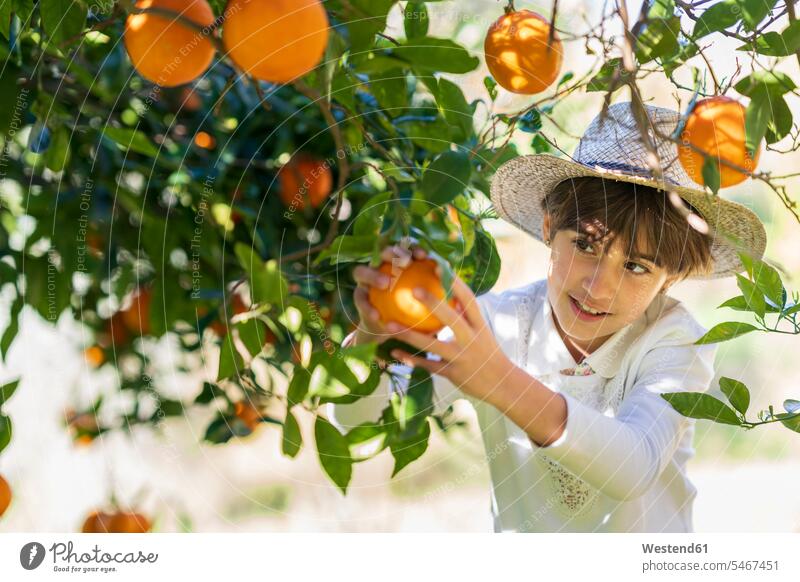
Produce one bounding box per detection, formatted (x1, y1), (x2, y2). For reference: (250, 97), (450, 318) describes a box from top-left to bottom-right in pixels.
(625, 262), (650, 275)
(574, 238), (595, 254)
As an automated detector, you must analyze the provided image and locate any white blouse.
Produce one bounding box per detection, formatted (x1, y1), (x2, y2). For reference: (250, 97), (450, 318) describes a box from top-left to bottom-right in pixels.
(327, 278), (718, 532)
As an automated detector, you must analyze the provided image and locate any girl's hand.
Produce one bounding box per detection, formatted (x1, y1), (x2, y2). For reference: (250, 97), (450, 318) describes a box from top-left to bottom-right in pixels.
(385, 270), (515, 405)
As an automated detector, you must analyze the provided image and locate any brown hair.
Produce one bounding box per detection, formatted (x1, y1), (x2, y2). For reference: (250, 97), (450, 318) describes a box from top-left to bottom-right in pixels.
(541, 176), (713, 280)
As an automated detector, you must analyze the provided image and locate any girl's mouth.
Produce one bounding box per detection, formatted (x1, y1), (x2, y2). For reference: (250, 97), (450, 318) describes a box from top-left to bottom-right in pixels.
(568, 295), (611, 321)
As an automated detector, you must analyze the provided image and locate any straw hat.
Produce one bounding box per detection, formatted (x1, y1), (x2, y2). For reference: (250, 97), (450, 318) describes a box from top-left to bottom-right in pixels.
(489, 101), (767, 279)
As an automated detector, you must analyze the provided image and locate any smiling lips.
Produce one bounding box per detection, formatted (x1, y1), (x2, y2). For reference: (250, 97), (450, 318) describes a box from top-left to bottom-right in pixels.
(568, 294), (612, 320)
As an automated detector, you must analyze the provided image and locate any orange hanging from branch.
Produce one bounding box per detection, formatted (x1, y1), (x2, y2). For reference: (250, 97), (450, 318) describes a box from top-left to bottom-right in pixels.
(222, 0), (330, 84)
(484, 9), (563, 95)
(124, 0), (217, 87)
(677, 96), (761, 189)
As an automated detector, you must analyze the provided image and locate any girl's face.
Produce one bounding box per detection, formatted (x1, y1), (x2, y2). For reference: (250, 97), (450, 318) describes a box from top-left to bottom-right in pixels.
(542, 214), (678, 355)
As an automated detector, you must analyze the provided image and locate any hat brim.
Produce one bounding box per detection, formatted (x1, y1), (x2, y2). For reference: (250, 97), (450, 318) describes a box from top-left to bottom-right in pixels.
(490, 153), (767, 279)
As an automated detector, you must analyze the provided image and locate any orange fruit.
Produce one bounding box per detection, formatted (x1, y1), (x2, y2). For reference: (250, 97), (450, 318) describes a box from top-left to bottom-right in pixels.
(108, 511), (152, 533)
(124, 0), (217, 87)
(84, 345), (105, 367)
(121, 287), (152, 336)
(234, 401), (261, 432)
(277, 155), (333, 210)
(81, 510), (114, 533)
(222, 0), (330, 84)
(194, 131), (216, 149)
(484, 9), (563, 95)
(0, 474), (11, 518)
(677, 96), (760, 189)
(84, 345), (105, 368)
(178, 86), (203, 111)
(368, 257), (458, 335)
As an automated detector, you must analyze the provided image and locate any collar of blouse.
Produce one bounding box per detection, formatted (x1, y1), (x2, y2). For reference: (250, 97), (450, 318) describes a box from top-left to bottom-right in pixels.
(526, 286), (678, 379)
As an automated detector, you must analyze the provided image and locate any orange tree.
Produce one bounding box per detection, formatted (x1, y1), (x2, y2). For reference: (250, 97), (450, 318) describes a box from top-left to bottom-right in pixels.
(0, 0), (798, 497)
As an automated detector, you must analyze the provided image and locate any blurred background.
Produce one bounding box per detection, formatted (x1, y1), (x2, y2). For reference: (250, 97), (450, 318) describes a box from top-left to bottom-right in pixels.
(1, 0), (798, 532)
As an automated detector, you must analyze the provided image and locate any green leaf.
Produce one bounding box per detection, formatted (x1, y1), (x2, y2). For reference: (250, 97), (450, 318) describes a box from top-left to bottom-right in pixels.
(315, 416), (352, 494)
(343, 0), (395, 52)
(484, 76), (498, 101)
(734, 70), (796, 97)
(346, 422), (388, 461)
(719, 376), (750, 415)
(44, 126), (71, 172)
(718, 295), (780, 313)
(776, 401), (800, 433)
(0, 63), (24, 138)
(102, 126), (160, 158)
(457, 227), (501, 295)
(314, 234), (376, 265)
(203, 415), (234, 444)
(0, 413), (11, 453)
(421, 151), (472, 206)
(661, 392), (742, 425)
(391, 367), (434, 438)
(194, 382), (224, 404)
(389, 417), (431, 476)
(0, 378), (19, 406)
(695, 321), (759, 344)
(235, 319), (267, 358)
(740, 19), (800, 56)
(735, 273), (765, 318)
(743, 256), (784, 308)
(391, 37), (480, 74)
(404, 1), (428, 39)
(744, 88), (771, 158)
(691, 0), (739, 39)
(282, 409), (302, 458)
(40, 0), (87, 45)
(217, 332), (243, 381)
(0, 296), (22, 361)
(434, 78), (475, 141)
(634, 16), (680, 64)
(234, 244), (288, 305)
(764, 94), (793, 144)
(586, 58), (630, 93)
(701, 156), (720, 194)
(368, 68), (409, 115)
(287, 365), (311, 406)
(738, 0), (779, 32)
(649, 0), (675, 19)
(308, 343), (380, 400)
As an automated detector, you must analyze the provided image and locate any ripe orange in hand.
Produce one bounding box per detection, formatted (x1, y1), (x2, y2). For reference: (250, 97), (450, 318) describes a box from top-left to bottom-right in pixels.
(0, 474), (11, 518)
(278, 155), (333, 210)
(222, 0), (330, 84)
(484, 9), (563, 95)
(124, 0), (217, 87)
(368, 257), (458, 335)
(677, 96), (760, 189)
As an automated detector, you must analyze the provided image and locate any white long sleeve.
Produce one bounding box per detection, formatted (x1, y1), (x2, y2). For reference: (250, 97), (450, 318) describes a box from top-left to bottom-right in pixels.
(528, 339), (718, 501)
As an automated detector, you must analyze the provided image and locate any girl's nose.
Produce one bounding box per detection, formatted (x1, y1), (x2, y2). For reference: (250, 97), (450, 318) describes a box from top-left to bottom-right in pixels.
(581, 263), (616, 304)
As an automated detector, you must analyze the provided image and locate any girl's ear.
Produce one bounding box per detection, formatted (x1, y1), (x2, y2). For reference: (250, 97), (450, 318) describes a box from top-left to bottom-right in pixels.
(542, 213), (551, 245)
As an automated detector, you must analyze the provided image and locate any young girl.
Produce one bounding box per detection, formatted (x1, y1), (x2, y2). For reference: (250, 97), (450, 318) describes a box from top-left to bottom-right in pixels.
(328, 101), (767, 532)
